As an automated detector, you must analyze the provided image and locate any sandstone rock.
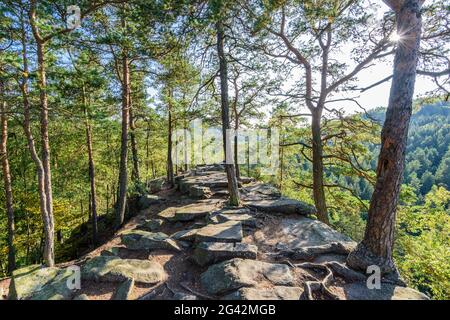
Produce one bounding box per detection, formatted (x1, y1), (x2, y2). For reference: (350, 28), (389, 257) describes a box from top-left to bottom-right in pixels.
(9, 265), (77, 300)
(200, 258), (294, 295)
(101, 247), (121, 257)
(173, 292), (198, 300)
(148, 178), (165, 193)
(121, 230), (181, 251)
(170, 229), (198, 241)
(112, 278), (134, 300)
(275, 217), (356, 251)
(343, 282), (429, 300)
(189, 185), (212, 199)
(242, 183), (281, 200)
(211, 212), (257, 227)
(192, 242), (258, 266)
(248, 197), (316, 215)
(172, 204), (215, 222)
(138, 195), (161, 210)
(195, 221), (243, 243)
(142, 218), (164, 231)
(158, 203), (217, 221)
(81, 256), (166, 284)
(223, 286), (303, 300)
(73, 294), (90, 300)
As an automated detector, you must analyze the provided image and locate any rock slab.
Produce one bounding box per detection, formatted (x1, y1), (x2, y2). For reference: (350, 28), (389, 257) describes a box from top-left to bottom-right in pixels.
(343, 282), (429, 300)
(9, 265), (77, 300)
(112, 278), (135, 300)
(248, 197), (316, 215)
(200, 258), (294, 295)
(121, 230), (181, 251)
(195, 221), (243, 243)
(223, 286), (304, 300)
(81, 256), (166, 284)
(192, 242), (258, 266)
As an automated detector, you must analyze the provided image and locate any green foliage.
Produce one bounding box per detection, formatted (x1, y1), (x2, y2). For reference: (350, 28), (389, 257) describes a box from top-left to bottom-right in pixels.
(395, 186), (450, 300)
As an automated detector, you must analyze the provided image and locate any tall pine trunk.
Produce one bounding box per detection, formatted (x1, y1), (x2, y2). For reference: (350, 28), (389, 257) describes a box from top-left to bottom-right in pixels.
(82, 87), (98, 244)
(216, 20), (240, 206)
(35, 41), (55, 267)
(129, 90), (140, 185)
(115, 36), (130, 229)
(166, 92), (174, 187)
(19, 13), (49, 267)
(311, 108), (329, 224)
(347, 0), (423, 274)
(233, 115), (240, 180)
(28, 3), (56, 266)
(0, 80), (16, 274)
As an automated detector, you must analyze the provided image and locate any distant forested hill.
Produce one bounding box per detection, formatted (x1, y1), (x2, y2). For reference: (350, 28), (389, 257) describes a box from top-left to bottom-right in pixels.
(368, 102), (450, 199)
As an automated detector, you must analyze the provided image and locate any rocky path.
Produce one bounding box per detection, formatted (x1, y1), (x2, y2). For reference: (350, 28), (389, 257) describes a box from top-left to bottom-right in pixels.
(1, 165), (429, 300)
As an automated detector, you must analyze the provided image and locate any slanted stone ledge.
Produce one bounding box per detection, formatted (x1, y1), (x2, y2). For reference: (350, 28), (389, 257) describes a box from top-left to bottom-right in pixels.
(192, 242), (258, 266)
(81, 256), (166, 284)
(121, 230), (182, 251)
(223, 286), (304, 300)
(9, 265), (78, 300)
(247, 197), (316, 215)
(200, 258), (294, 295)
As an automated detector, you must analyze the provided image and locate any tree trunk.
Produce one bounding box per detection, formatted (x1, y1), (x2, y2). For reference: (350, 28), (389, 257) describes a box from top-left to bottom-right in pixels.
(25, 8), (55, 266)
(0, 81), (16, 274)
(129, 90), (140, 185)
(216, 20), (240, 206)
(145, 120), (150, 178)
(311, 109), (329, 224)
(35, 40), (55, 266)
(82, 87), (98, 244)
(347, 0), (423, 275)
(115, 14), (130, 229)
(166, 92), (174, 187)
(233, 115), (240, 180)
(183, 116), (188, 172)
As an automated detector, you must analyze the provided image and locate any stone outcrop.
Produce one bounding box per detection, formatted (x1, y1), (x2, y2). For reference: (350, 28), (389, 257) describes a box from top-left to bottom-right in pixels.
(192, 242), (258, 266)
(81, 256), (166, 284)
(138, 195), (162, 210)
(343, 282), (430, 300)
(121, 230), (182, 251)
(141, 218), (164, 231)
(200, 258), (294, 295)
(247, 197), (316, 215)
(9, 265), (78, 300)
(189, 185), (212, 199)
(112, 278), (135, 300)
(223, 286), (304, 300)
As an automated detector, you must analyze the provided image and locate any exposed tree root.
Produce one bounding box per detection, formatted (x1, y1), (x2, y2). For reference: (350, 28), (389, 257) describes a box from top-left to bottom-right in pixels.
(278, 258), (370, 300)
(274, 242), (352, 261)
(296, 262), (341, 300)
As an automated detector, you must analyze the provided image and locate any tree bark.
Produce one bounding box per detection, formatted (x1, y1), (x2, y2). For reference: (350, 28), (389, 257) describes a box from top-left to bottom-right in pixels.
(129, 90), (140, 185)
(166, 90), (174, 187)
(35, 40), (55, 266)
(82, 86), (98, 244)
(216, 20), (241, 206)
(233, 107), (240, 180)
(27, 6), (55, 266)
(347, 0), (423, 274)
(0, 81), (16, 274)
(311, 108), (329, 224)
(115, 11), (130, 229)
